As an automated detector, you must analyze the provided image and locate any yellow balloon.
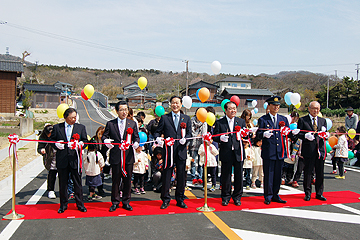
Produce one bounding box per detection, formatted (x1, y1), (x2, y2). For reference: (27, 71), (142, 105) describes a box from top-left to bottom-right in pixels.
(295, 102), (301, 109)
(206, 112), (216, 126)
(56, 103), (69, 119)
(138, 77), (148, 90)
(84, 84), (95, 99)
(348, 128), (356, 139)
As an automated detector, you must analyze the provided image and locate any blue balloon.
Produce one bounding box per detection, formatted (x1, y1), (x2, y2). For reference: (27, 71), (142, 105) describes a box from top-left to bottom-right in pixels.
(254, 108), (258, 114)
(253, 119), (258, 126)
(263, 102), (268, 110)
(196, 89), (201, 101)
(325, 118), (332, 130)
(289, 123), (297, 130)
(139, 132), (148, 146)
(284, 92), (293, 106)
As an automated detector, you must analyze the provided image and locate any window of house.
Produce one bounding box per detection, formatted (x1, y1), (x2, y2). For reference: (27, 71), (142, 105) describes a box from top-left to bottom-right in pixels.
(228, 83), (231, 86)
(232, 83), (237, 87)
(241, 83), (246, 87)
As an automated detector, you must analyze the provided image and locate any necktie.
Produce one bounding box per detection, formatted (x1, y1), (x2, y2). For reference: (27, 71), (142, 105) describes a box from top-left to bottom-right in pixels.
(66, 125), (71, 141)
(313, 117), (318, 131)
(119, 120), (124, 138)
(174, 114), (179, 130)
(272, 116), (276, 125)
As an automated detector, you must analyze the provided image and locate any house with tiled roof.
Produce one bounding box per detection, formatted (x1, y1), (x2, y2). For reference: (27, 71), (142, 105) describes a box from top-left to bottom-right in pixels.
(22, 83), (62, 108)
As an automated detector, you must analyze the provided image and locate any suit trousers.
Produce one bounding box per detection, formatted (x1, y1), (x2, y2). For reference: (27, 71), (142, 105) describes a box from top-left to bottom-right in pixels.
(221, 151), (243, 202)
(263, 158), (284, 201)
(111, 163), (133, 205)
(303, 155), (324, 196)
(58, 166), (84, 209)
(161, 159), (186, 204)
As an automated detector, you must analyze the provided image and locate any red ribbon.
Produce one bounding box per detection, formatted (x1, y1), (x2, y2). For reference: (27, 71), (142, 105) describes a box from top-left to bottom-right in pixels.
(8, 134), (19, 165)
(202, 133), (212, 166)
(318, 131), (329, 160)
(164, 137), (175, 169)
(119, 141), (130, 177)
(280, 126), (291, 158)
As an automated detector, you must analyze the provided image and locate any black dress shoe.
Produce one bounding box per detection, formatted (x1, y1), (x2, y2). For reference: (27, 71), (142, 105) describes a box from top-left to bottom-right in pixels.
(234, 200), (241, 206)
(272, 198), (287, 203)
(316, 195), (327, 201)
(304, 195), (311, 201)
(122, 204), (133, 211)
(58, 206), (67, 214)
(176, 201), (188, 209)
(78, 206), (87, 212)
(264, 199), (271, 205)
(160, 202), (169, 209)
(109, 204), (119, 212)
(222, 200), (229, 206)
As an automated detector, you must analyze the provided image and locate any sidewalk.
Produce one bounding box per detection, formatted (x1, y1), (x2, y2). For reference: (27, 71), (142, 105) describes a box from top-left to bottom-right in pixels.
(0, 133), (36, 163)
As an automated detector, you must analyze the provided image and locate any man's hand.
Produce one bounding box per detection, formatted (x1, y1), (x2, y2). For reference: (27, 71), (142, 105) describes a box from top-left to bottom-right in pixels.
(263, 130), (273, 138)
(40, 148), (46, 154)
(179, 138), (186, 145)
(305, 132), (315, 141)
(220, 135), (229, 142)
(104, 139), (114, 149)
(292, 129), (300, 135)
(156, 137), (164, 145)
(55, 140), (65, 150)
(250, 127), (258, 134)
(133, 141), (139, 149)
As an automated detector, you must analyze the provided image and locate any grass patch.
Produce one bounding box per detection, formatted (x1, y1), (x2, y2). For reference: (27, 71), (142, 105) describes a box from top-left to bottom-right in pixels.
(18, 148), (28, 150)
(0, 132), (9, 137)
(34, 121), (57, 130)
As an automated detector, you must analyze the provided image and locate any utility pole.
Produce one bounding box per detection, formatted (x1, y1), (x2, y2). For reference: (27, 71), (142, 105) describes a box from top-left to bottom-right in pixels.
(356, 64), (360, 81)
(184, 60), (189, 114)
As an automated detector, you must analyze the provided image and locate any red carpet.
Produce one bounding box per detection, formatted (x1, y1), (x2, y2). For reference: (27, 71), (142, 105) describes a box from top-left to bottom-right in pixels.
(7, 191), (360, 220)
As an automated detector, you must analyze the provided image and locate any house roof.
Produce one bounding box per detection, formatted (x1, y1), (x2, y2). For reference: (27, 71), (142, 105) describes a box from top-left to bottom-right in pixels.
(215, 77), (252, 84)
(221, 88), (273, 96)
(123, 81), (148, 91)
(54, 81), (73, 88)
(23, 83), (62, 93)
(117, 90), (156, 99)
(180, 80), (218, 94)
(0, 60), (24, 73)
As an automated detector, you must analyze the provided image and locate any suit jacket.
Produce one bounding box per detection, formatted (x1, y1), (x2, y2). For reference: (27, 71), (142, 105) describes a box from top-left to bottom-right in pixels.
(50, 122), (88, 169)
(256, 113), (290, 160)
(154, 112), (192, 163)
(213, 116), (246, 162)
(297, 115), (327, 160)
(102, 118), (140, 165)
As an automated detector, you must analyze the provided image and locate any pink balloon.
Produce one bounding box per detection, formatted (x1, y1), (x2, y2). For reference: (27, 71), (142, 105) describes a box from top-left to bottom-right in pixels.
(230, 95), (240, 106)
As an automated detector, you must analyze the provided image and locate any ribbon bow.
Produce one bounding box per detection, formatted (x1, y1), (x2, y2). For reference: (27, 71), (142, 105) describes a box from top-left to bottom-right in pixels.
(119, 141), (130, 151)
(164, 137), (175, 169)
(165, 137), (175, 146)
(119, 141), (130, 177)
(240, 128), (250, 138)
(202, 132), (212, 143)
(318, 131), (330, 160)
(8, 134), (19, 163)
(68, 139), (78, 150)
(280, 126), (291, 158)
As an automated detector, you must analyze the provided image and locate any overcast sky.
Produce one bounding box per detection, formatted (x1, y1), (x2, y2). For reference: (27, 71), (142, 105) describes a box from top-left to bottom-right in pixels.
(1, 0), (359, 79)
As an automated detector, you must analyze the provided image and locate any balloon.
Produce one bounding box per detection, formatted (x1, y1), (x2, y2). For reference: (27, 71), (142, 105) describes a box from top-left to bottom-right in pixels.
(328, 136), (338, 148)
(139, 132), (148, 146)
(325, 118), (332, 130)
(84, 84), (94, 99)
(326, 141), (331, 153)
(206, 112), (216, 126)
(251, 110), (255, 115)
(211, 61), (221, 75)
(221, 99), (230, 112)
(295, 102), (301, 109)
(155, 106), (165, 117)
(253, 119), (258, 126)
(182, 96), (192, 109)
(81, 89), (89, 100)
(138, 77), (147, 90)
(196, 108), (207, 123)
(263, 102), (268, 110)
(252, 100), (257, 107)
(230, 95), (240, 106)
(284, 92), (293, 106)
(290, 93), (301, 105)
(253, 108), (258, 114)
(56, 103), (69, 119)
(198, 87), (210, 103)
(289, 123), (297, 130)
(348, 151), (355, 159)
(196, 89), (200, 101)
(348, 128), (356, 139)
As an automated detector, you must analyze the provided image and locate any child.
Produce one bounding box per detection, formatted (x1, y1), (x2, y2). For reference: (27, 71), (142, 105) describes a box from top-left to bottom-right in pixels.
(198, 139), (219, 192)
(251, 138), (263, 188)
(84, 139), (105, 201)
(243, 139), (254, 190)
(151, 147), (163, 192)
(133, 146), (149, 194)
(333, 126), (348, 179)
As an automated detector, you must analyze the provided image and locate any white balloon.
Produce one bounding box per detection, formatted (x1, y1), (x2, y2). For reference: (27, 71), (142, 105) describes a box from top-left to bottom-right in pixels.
(290, 93), (301, 105)
(252, 100), (257, 107)
(182, 96), (192, 109)
(211, 61), (221, 75)
(251, 110), (255, 115)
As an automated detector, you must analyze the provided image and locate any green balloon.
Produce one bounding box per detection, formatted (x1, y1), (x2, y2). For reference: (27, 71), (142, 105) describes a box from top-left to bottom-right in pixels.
(221, 99), (230, 112)
(155, 106), (165, 117)
(348, 151), (355, 159)
(326, 141), (331, 153)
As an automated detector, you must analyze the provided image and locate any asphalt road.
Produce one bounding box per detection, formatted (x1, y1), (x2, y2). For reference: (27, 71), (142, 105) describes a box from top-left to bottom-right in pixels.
(0, 101), (360, 240)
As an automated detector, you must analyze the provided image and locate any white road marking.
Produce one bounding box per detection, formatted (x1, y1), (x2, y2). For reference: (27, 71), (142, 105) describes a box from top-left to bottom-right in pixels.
(0, 220), (24, 240)
(231, 228), (311, 240)
(25, 181), (47, 205)
(332, 204), (360, 215)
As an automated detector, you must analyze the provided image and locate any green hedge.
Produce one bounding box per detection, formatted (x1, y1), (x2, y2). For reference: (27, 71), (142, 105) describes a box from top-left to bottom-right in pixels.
(321, 108), (360, 117)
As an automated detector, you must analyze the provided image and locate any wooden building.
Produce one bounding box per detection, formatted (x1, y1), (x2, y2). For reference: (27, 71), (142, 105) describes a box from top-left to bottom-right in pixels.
(22, 84), (62, 109)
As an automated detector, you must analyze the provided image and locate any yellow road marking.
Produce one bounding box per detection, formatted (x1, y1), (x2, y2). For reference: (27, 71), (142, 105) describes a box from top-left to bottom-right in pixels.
(185, 190), (197, 199)
(78, 99), (105, 126)
(204, 212), (242, 240)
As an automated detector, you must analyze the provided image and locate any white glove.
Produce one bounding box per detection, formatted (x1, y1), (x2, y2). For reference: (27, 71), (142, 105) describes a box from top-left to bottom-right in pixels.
(305, 132), (315, 141)
(292, 129), (300, 135)
(79, 141), (84, 147)
(156, 137), (164, 145)
(250, 127), (258, 134)
(104, 139), (114, 149)
(55, 140), (65, 150)
(263, 130), (273, 138)
(133, 141), (139, 149)
(179, 138), (186, 145)
(321, 126), (327, 132)
(220, 135), (229, 142)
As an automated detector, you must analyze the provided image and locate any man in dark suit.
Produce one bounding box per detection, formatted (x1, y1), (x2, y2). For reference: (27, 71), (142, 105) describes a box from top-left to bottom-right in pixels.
(297, 101), (327, 201)
(103, 101), (140, 211)
(257, 96), (295, 205)
(154, 96), (192, 209)
(213, 101), (246, 206)
(50, 108), (88, 213)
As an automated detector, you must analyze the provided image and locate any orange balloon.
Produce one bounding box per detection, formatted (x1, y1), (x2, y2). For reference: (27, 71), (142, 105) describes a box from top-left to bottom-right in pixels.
(328, 136), (338, 148)
(196, 108), (207, 123)
(198, 87), (210, 103)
